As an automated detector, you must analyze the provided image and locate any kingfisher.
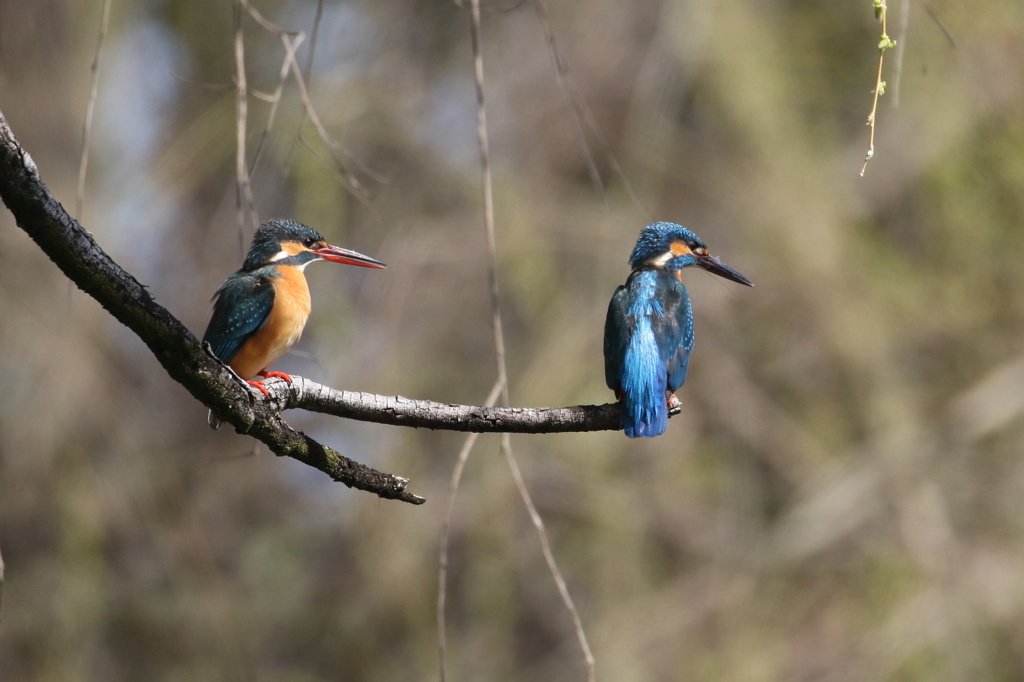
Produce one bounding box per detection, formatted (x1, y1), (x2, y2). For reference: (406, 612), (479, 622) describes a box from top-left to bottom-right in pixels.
(604, 221), (753, 438)
(202, 218), (385, 429)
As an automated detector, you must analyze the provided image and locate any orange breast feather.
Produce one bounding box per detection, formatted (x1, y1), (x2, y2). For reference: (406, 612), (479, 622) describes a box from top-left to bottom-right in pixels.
(228, 266), (312, 379)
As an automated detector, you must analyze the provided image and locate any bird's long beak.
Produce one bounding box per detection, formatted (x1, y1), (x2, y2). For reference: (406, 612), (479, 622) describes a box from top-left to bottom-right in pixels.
(313, 245), (387, 269)
(698, 253), (753, 287)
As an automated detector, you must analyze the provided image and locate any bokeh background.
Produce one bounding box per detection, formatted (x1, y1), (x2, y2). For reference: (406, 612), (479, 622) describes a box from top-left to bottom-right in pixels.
(2, 1), (1024, 680)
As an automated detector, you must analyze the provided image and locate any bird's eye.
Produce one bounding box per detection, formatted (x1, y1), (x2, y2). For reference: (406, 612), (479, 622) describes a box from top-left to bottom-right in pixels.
(303, 237), (317, 248)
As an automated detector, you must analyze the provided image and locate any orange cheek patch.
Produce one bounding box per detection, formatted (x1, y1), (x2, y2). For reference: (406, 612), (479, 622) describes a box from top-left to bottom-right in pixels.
(669, 241), (693, 257)
(282, 241), (305, 257)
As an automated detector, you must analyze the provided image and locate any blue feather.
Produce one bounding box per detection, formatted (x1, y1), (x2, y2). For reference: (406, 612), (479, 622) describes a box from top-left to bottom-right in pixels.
(604, 221), (750, 438)
(202, 266), (278, 366)
(605, 269), (692, 438)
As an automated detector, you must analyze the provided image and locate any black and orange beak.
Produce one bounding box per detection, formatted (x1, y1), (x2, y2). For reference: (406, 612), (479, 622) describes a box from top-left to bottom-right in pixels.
(312, 244), (386, 269)
(697, 253), (753, 287)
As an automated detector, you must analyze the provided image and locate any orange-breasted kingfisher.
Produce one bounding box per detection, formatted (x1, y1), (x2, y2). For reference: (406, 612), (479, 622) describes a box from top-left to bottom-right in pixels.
(604, 221), (753, 438)
(202, 218), (385, 429)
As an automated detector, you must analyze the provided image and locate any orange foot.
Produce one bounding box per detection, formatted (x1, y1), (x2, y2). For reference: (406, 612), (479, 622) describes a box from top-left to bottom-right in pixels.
(258, 370), (293, 383)
(246, 379), (271, 397)
(247, 370), (293, 397)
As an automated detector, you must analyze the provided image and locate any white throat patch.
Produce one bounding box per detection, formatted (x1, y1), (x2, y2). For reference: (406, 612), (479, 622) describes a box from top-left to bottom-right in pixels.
(648, 251), (674, 267)
(268, 248), (315, 270)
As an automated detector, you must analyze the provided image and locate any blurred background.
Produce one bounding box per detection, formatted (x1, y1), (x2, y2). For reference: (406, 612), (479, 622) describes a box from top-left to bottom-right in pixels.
(2, 1), (1024, 680)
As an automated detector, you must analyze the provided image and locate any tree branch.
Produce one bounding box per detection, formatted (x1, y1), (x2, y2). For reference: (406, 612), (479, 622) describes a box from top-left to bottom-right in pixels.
(0, 108), (422, 505)
(0, 107), (635, 505)
(258, 376), (622, 433)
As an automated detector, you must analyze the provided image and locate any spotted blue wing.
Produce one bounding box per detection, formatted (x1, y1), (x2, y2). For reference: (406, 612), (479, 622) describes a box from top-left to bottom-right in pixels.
(202, 271), (276, 365)
(604, 270), (691, 437)
(663, 287), (694, 393)
(603, 284), (632, 392)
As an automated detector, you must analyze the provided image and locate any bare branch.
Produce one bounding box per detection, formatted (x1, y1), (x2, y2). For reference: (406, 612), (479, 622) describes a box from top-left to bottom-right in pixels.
(260, 376), (622, 433)
(0, 108), (420, 505)
(0, 108), (645, 506)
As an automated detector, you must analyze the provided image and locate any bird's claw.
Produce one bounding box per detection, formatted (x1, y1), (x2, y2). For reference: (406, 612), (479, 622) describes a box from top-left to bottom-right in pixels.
(258, 370), (293, 383)
(246, 380), (271, 397)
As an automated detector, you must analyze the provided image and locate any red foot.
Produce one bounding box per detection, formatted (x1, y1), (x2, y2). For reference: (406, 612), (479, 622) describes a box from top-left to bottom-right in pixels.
(667, 393), (681, 411)
(246, 380), (271, 397)
(258, 370), (293, 383)
(246, 371), (292, 397)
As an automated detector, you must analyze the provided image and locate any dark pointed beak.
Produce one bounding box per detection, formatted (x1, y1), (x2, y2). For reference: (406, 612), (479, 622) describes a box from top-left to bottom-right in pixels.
(313, 245), (387, 269)
(698, 254), (753, 287)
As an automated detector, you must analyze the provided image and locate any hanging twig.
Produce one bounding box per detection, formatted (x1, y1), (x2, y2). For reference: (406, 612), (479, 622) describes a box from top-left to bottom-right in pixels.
(76, 0), (113, 220)
(437, 381), (503, 682)
(860, 0), (897, 176)
(235, 0), (376, 207)
(443, 3), (597, 680)
(233, 0), (258, 250)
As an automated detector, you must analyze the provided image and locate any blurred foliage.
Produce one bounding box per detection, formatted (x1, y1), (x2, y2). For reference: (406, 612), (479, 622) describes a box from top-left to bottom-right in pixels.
(2, 0), (1024, 680)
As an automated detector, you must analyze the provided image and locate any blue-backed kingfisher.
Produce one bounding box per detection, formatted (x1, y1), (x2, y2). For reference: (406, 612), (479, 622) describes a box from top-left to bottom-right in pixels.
(604, 222), (753, 438)
(202, 218), (385, 429)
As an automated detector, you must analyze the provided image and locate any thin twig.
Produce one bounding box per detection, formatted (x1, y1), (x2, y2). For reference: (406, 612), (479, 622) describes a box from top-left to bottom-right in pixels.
(893, 0), (908, 107)
(234, 1), (258, 251)
(466, 2), (597, 680)
(921, 1), (957, 48)
(77, 0), (113, 220)
(530, 0), (603, 197)
(237, 0), (298, 34)
(250, 33), (306, 176)
(504, 440), (596, 681)
(239, 0), (376, 201)
(281, 0), (326, 176)
(860, 0), (897, 177)
(303, 0), (325, 87)
(530, 0), (646, 215)
(438, 381), (505, 682)
(231, 1), (307, 180)
(469, 0), (508, 397)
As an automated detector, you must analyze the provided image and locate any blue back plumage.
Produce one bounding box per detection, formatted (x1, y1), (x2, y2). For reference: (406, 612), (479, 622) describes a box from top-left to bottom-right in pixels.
(202, 266), (278, 364)
(604, 268), (693, 438)
(604, 221), (750, 438)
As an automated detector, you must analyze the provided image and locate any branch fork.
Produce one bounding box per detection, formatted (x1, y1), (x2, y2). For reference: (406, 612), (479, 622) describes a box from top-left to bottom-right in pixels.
(0, 106), (642, 505)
